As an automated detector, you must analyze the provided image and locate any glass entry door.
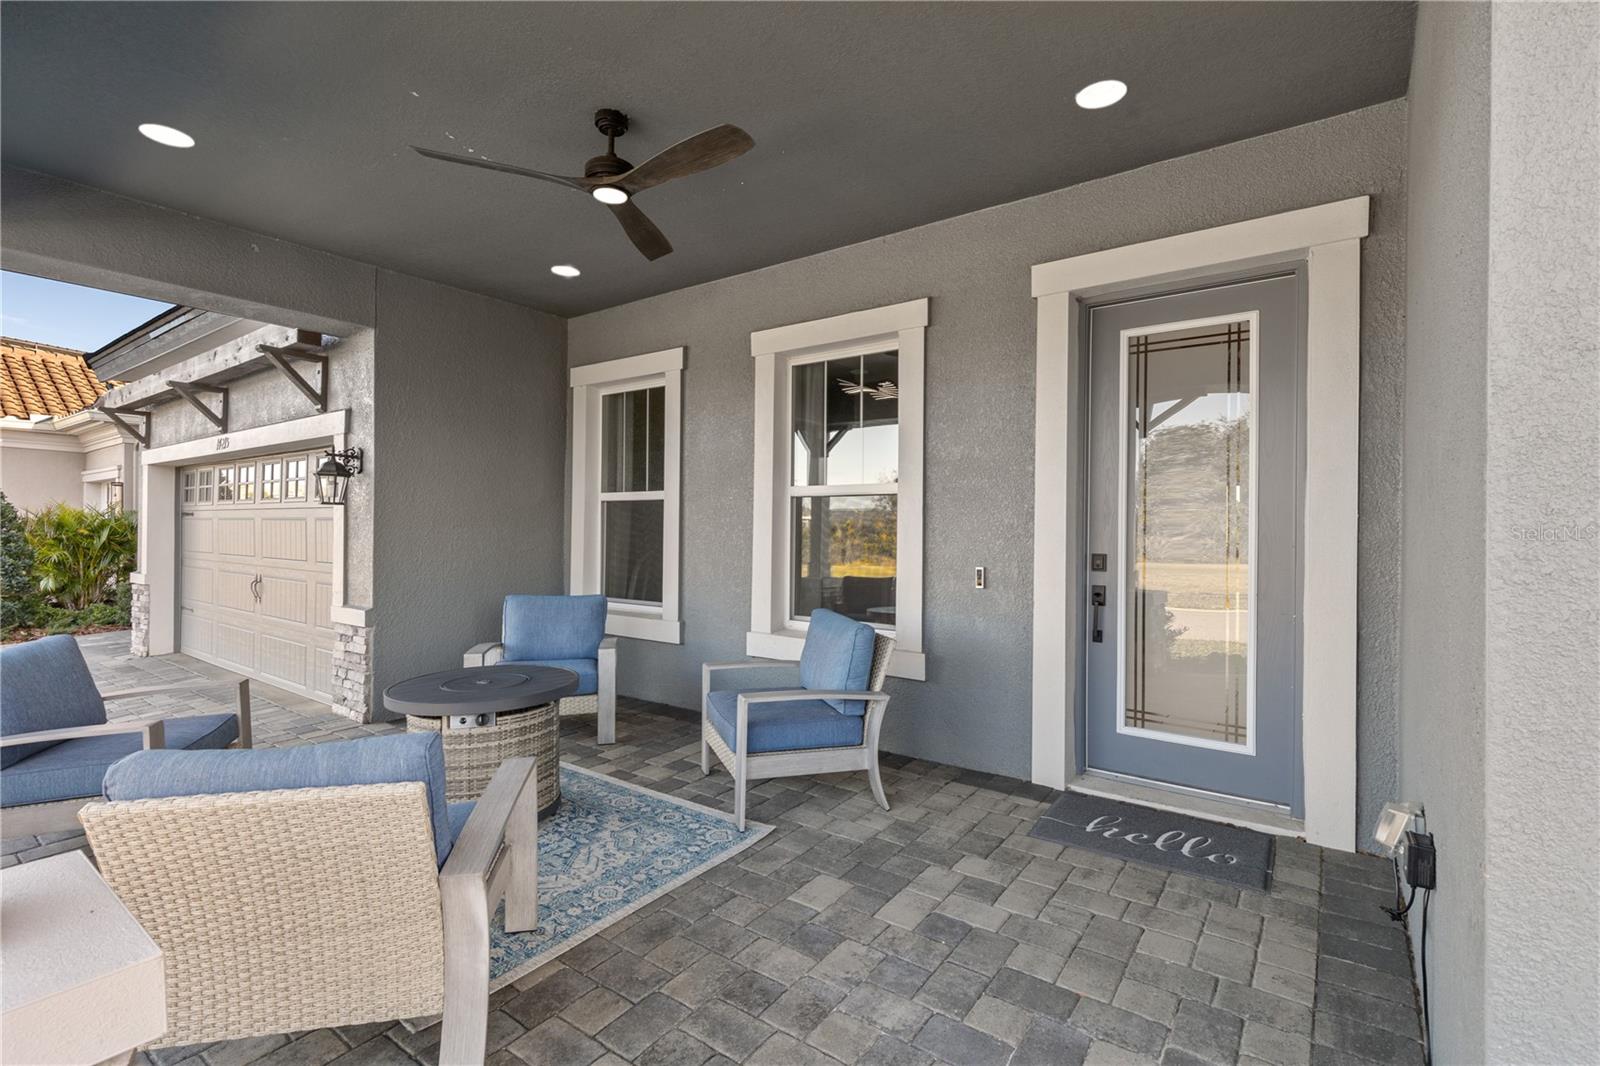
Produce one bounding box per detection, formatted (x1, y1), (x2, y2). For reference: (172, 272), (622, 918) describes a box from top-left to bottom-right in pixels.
(1084, 275), (1301, 807)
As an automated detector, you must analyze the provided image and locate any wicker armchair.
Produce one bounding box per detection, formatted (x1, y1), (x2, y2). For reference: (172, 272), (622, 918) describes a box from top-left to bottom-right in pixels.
(702, 609), (895, 830)
(77, 733), (538, 1065)
(0, 634), (251, 836)
(465, 594), (617, 744)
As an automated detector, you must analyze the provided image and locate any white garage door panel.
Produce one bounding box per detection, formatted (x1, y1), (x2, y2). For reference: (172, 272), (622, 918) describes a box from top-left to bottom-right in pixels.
(216, 518), (256, 556)
(261, 518), (307, 562)
(180, 451), (335, 704)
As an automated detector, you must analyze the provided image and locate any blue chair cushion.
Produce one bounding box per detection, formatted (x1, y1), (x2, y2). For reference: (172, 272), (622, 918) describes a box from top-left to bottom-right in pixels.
(0, 713), (237, 809)
(501, 659), (596, 696)
(101, 732), (457, 866)
(799, 609), (878, 715)
(706, 689), (864, 754)
(1, 635), (108, 768)
(447, 800), (476, 846)
(502, 595), (607, 662)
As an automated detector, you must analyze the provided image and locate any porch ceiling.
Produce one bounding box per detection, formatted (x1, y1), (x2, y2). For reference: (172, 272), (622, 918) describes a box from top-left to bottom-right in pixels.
(0, 2), (1413, 317)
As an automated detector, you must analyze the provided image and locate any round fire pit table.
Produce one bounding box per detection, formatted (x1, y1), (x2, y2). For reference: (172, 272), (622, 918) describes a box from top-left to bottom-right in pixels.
(384, 664), (578, 816)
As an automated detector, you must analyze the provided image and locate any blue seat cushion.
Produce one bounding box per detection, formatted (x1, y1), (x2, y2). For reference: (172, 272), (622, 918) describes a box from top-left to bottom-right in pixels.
(101, 732), (457, 866)
(799, 609), (878, 715)
(706, 689), (864, 754)
(503, 594), (607, 662)
(501, 659), (596, 696)
(1, 635), (108, 768)
(447, 800), (476, 846)
(1, 713), (237, 809)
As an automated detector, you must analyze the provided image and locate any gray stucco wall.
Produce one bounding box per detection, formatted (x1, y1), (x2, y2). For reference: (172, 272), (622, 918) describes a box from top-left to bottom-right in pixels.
(369, 270), (568, 706)
(1481, 3), (1599, 1060)
(570, 101), (1409, 825)
(1398, 5), (1490, 1062)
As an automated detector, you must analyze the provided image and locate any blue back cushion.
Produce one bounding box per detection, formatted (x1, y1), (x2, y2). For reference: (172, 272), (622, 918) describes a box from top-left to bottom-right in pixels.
(102, 733), (456, 865)
(503, 594), (607, 662)
(1, 635), (107, 768)
(799, 609), (878, 716)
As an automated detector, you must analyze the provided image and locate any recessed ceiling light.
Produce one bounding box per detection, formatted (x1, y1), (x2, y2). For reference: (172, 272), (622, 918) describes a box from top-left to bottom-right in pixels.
(138, 123), (195, 148)
(551, 264), (581, 278)
(591, 186), (629, 205)
(1075, 80), (1128, 110)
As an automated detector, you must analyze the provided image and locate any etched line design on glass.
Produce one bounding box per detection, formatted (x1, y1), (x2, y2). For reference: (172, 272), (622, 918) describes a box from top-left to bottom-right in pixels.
(1125, 320), (1252, 745)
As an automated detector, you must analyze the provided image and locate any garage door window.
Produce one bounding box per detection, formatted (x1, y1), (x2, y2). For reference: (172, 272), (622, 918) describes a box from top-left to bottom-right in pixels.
(235, 463), (256, 503)
(260, 459), (282, 502)
(285, 457), (308, 501)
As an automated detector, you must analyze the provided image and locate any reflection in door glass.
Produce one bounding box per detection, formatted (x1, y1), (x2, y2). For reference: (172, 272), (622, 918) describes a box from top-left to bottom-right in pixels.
(1125, 319), (1251, 745)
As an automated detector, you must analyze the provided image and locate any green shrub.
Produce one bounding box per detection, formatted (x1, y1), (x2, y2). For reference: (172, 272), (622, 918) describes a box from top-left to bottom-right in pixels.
(0, 492), (39, 631)
(25, 504), (137, 611)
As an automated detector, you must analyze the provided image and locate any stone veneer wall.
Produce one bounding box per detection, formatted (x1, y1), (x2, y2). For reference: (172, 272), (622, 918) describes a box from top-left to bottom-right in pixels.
(332, 622), (373, 722)
(129, 580), (150, 657)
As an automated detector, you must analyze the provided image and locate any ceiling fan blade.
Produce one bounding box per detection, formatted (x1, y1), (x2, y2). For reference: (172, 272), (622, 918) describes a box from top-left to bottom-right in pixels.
(616, 124), (754, 195)
(607, 200), (673, 260)
(411, 146), (590, 191)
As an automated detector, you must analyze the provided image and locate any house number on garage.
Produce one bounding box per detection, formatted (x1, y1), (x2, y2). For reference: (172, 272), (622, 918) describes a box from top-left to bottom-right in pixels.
(215, 436), (230, 451)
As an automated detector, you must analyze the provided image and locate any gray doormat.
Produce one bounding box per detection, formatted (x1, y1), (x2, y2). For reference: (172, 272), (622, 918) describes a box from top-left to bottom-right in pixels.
(1031, 791), (1275, 890)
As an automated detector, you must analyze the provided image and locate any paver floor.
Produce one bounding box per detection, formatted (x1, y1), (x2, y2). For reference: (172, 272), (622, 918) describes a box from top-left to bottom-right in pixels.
(3, 635), (1427, 1066)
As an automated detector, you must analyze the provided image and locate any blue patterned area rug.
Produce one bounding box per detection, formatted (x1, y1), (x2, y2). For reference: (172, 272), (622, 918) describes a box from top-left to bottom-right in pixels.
(486, 763), (769, 992)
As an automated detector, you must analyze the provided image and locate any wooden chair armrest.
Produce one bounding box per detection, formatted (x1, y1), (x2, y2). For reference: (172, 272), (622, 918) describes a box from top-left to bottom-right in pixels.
(599, 636), (618, 653)
(0, 717), (166, 749)
(99, 679), (252, 749)
(463, 641), (505, 667)
(440, 756), (537, 886)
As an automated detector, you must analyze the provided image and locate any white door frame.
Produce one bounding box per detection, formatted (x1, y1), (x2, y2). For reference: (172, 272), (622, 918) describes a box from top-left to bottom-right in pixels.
(132, 410), (363, 658)
(1029, 197), (1368, 850)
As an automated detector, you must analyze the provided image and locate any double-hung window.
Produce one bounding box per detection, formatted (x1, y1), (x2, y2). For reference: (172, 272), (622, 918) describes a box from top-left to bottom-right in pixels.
(749, 299), (926, 679)
(569, 348), (683, 644)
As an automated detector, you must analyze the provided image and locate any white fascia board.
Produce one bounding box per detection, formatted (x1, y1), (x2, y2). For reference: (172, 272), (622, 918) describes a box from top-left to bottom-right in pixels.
(570, 347), (684, 388)
(751, 299), (928, 357)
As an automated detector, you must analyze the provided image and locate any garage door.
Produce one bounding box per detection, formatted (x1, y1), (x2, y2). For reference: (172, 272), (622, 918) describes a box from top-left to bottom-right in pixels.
(178, 450), (336, 702)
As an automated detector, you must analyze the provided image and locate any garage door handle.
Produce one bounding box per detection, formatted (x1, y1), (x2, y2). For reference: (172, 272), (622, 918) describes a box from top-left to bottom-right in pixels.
(250, 575), (262, 603)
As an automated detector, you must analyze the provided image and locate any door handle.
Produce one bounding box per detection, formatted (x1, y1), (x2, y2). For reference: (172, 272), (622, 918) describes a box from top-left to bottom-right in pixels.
(1091, 585), (1106, 643)
(251, 575), (262, 603)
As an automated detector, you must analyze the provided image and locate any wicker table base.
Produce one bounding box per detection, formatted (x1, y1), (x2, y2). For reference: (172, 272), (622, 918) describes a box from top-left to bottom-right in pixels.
(407, 702), (561, 815)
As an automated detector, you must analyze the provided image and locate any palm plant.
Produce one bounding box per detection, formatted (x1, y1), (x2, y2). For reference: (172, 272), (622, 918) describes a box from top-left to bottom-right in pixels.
(25, 504), (137, 611)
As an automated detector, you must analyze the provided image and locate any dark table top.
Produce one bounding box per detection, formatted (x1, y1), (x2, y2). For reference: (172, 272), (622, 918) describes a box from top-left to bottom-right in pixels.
(383, 664), (579, 717)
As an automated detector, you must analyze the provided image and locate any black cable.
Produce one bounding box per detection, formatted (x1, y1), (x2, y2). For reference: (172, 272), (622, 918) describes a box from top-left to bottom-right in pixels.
(1420, 888), (1433, 1066)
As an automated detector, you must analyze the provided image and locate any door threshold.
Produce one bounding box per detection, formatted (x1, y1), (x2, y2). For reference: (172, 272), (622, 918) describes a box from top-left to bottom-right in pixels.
(1068, 770), (1305, 839)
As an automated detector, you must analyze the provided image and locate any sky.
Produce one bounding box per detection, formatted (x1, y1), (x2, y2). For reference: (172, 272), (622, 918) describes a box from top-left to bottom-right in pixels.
(0, 270), (174, 352)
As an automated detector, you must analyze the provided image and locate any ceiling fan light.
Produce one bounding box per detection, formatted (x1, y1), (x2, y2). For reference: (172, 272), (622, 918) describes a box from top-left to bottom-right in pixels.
(592, 185), (629, 205)
(1075, 79), (1128, 110)
(550, 264), (581, 278)
(138, 122), (195, 148)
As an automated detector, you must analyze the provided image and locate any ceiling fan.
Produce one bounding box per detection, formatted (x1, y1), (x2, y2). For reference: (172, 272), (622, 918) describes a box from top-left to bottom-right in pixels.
(412, 108), (753, 262)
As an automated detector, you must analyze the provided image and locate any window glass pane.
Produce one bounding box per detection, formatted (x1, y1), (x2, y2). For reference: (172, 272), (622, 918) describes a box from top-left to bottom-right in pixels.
(285, 457), (307, 501)
(791, 494), (896, 623)
(1125, 320), (1251, 744)
(261, 460), (282, 501)
(198, 469), (213, 504)
(182, 471), (196, 504)
(216, 467), (234, 503)
(602, 386), (665, 493)
(236, 463), (256, 502)
(603, 499), (664, 604)
(792, 352), (898, 487)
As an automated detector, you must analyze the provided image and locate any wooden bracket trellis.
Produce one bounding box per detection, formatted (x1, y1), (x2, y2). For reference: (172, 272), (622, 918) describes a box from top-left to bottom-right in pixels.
(105, 407), (153, 447)
(257, 331), (329, 414)
(167, 380), (229, 432)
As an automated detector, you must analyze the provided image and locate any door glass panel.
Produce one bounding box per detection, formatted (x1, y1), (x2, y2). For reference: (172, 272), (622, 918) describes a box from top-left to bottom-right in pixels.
(1125, 319), (1251, 745)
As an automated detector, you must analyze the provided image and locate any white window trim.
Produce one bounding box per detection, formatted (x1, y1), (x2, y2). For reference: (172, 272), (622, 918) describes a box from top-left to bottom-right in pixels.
(568, 347), (684, 644)
(1029, 196), (1368, 851)
(748, 298), (927, 681)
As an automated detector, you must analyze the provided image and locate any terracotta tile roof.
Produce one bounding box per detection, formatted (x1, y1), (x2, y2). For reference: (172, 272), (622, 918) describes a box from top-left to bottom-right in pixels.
(0, 338), (114, 420)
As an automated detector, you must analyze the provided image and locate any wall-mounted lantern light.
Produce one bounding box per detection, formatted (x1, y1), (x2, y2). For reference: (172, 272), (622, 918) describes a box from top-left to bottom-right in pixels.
(315, 447), (364, 505)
